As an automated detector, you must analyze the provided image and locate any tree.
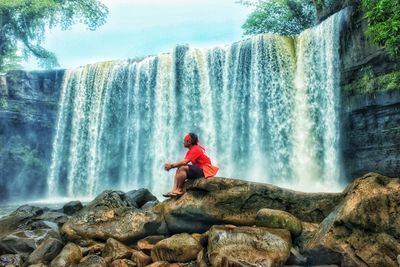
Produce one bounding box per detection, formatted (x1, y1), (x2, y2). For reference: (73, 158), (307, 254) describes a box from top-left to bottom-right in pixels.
(239, 0), (318, 36)
(362, 0), (400, 58)
(0, 0), (108, 73)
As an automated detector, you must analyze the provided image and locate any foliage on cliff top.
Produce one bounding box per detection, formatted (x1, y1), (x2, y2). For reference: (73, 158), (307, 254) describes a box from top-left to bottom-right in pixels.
(239, 0), (319, 36)
(362, 0), (400, 58)
(0, 0), (108, 73)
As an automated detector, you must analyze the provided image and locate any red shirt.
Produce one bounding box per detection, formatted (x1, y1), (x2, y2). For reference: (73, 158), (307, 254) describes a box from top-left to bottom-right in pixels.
(185, 145), (211, 169)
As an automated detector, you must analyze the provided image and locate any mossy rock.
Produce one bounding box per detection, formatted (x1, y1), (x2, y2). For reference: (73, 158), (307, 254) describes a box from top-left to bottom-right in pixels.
(256, 208), (303, 236)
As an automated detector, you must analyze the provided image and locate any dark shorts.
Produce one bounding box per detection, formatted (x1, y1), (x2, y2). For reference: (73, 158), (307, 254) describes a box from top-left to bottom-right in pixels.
(187, 165), (204, 180)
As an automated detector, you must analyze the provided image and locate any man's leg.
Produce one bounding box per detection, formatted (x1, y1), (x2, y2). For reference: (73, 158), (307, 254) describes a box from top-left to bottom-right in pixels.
(173, 165), (189, 193)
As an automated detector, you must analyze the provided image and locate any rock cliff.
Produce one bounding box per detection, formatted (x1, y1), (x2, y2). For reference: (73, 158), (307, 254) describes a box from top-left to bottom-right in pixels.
(0, 70), (64, 201)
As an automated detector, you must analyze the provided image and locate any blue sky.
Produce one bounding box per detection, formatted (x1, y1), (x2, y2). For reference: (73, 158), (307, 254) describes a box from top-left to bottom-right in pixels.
(25, 0), (253, 69)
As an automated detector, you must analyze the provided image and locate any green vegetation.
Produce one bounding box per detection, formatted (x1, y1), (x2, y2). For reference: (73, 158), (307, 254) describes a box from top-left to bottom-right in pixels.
(0, 0), (108, 73)
(362, 0), (400, 58)
(239, 0), (318, 36)
(344, 68), (400, 95)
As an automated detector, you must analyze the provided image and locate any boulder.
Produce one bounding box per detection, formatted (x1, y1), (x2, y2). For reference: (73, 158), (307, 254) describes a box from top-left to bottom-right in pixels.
(154, 177), (342, 234)
(62, 201), (83, 215)
(77, 255), (107, 267)
(49, 243), (82, 267)
(207, 225), (291, 267)
(256, 208), (303, 236)
(101, 238), (136, 263)
(0, 254), (23, 267)
(126, 188), (158, 208)
(61, 191), (168, 243)
(151, 233), (202, 263)
(304, 173), (400, 266)
(25, 238), (64, 265)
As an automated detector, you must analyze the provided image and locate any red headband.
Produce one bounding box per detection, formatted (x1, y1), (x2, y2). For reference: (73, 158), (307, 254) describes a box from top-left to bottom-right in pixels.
(184, 134), (192, 143)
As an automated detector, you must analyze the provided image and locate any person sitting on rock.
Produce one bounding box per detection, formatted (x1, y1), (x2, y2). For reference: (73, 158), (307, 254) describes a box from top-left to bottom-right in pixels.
(163, 133), (219, 198)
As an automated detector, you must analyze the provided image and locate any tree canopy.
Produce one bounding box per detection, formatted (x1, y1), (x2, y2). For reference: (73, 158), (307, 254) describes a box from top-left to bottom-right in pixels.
(239, 0), (318, 36)
(0, 0), (108, 73)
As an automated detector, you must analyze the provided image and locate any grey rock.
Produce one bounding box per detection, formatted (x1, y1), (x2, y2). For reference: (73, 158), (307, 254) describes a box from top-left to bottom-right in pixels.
(0, 254), (23, 267)
(62, 201), (83, 216)
(126, 188), (158, 208)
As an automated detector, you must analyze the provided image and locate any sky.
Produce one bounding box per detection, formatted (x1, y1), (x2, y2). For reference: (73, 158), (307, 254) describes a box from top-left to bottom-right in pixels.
(24, 0), (253, 70)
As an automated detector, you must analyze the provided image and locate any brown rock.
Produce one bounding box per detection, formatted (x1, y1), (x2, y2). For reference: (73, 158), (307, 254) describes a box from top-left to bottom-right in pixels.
(27, 264), (48, 267)
(25, 238), (64, 265)
(49, 243), (82, 267)
(136, 235), (165, 254)
(304, 173), (400, 266)
(153, 177), (342, 234)
(144, 262), (169, 267)
(61, 191), (167, 243)
(77, 255), (107, 267)
(208, 225), (291, 267)
(151, 233), (202, 263)
(196, 249), (208, 267)
(102, 238), (136, 263)
(81, 242), (105, 256)
(131, 251), (152, 267)
(110, 259), (136, 267)
(256, 208), (303, 236)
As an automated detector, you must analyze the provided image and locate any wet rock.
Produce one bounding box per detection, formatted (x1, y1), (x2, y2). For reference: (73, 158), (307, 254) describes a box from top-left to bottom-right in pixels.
(0, 205), (64, 255)
(25, 238), (63, 265)
(0, 254), (23, 267)
(154, 177), (342, 234)
(77, 255), (107, 267)
(27, 263), (47, 267)
(61, 191), (167, 243)
(102, 238), (136, 263)
(151, 233), (202, 263)
(208, 225), (291, 267)
(0, 228), (60, 255)
(62, 201), (83, 215)
(49, 243), (82, 267)
(256, 208), (303, 236)
(126, 188), (158, 208)
(304, 173), (400, 266)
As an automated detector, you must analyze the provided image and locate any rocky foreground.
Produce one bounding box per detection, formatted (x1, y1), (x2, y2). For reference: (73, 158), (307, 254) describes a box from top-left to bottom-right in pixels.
(1, 172), (400, 267)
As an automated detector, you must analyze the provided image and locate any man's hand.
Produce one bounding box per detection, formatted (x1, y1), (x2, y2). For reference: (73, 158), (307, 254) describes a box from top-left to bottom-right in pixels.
(164, 163), (173, 171)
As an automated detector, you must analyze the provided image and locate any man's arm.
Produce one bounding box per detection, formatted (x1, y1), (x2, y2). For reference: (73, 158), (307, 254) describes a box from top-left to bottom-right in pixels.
(164, 159), (190, 171)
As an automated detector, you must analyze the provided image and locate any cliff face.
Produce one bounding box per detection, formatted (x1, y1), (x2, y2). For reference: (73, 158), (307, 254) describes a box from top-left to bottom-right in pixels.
(0, 70), (64, 201)
(333, 3), (400, 179)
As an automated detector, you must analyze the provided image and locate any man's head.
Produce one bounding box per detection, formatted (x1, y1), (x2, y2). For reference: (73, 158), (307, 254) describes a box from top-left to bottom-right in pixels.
(184, 132), (198, 148)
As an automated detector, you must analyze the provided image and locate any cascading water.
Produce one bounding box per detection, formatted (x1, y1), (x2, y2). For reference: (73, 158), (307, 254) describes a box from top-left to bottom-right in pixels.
(48, 10), (346, 199)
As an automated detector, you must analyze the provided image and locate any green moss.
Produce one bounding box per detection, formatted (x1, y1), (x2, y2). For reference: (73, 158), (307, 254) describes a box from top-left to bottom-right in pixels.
(344, 69), (400, 95)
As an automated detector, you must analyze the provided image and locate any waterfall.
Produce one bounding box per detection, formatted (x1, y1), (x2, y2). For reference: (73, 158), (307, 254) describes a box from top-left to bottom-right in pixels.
(48, 10), (346, 198)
